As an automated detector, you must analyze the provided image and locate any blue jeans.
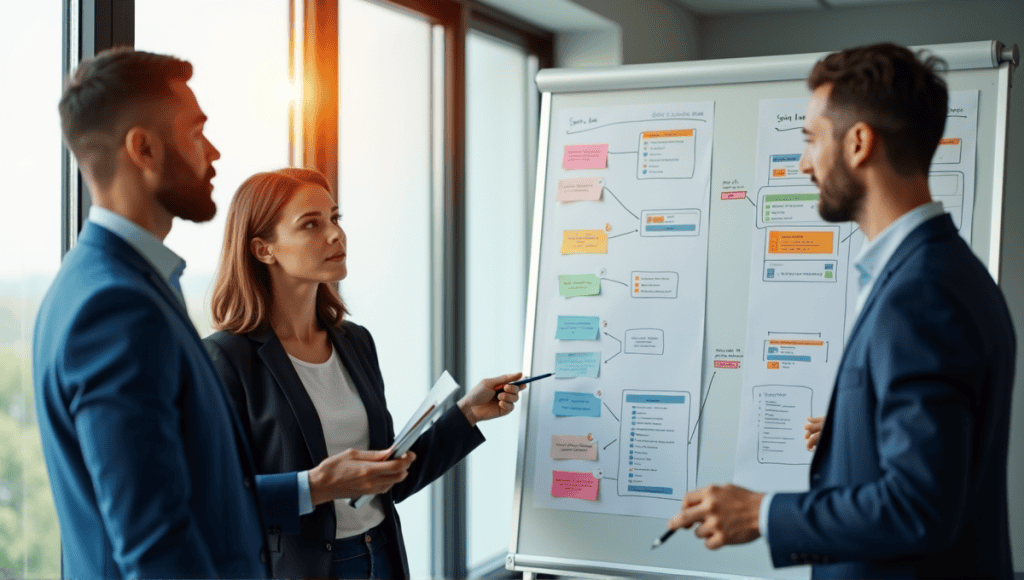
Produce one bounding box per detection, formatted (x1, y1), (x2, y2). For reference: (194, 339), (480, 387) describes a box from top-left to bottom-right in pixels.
(328, 524), (395, 579)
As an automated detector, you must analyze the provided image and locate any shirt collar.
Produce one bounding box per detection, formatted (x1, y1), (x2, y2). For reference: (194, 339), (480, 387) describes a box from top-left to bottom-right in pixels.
(853, 200), (946, 290)
(88, 206), (186, 291)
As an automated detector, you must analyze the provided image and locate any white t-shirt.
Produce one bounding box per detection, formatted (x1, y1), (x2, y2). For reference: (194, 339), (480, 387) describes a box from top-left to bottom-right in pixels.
(288, 346), (387, 539)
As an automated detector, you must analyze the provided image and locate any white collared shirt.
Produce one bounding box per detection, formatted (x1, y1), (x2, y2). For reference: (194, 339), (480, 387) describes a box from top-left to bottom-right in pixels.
(88, 206), (187, 306)
(758, 200), (949, 548)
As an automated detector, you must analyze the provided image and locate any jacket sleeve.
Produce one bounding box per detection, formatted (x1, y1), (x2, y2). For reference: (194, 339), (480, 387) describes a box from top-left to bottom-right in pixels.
(63, 288), (218, 577)
(354, 325), (486, 503)
(205, 336), (301, 536)
(767, 277), (982, 566)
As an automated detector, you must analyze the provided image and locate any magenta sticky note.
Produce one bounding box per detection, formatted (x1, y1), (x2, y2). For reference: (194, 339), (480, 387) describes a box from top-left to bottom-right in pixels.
(563, 144), (608, 170)
(551, 470), (599, 500)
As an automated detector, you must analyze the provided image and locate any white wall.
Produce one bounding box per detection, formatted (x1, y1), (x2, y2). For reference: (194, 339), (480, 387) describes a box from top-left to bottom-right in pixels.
(571, 0), (701, 64)
(698, 0), (1024, 571)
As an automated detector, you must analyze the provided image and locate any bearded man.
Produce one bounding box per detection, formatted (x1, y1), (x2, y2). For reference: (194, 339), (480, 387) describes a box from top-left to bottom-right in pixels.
(668, 43), (1016, 579)
(34, 48), (300, 578)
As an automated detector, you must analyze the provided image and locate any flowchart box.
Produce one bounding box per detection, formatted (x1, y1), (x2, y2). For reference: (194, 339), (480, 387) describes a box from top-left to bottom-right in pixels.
(933, 137), (962, 164)
(624, 329), (665, 355)
(630, 271), (679, 299)
(753, 385), (813, 465)
(767, 154), (808, 184)
(757, 186), (823, 228)
(764, 226), (839, 259)
(640, 209), (700, 237)
(763, 260), (838, 283)
(637, 129), (695, 179)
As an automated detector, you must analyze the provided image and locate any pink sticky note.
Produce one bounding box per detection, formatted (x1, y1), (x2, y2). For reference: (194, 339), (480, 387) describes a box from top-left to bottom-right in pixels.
(721, 190), (747, 200)
(714, 360), (741, 369)
(563, 144), (608, 170)
(557, 178), (604, 202)
(551, 470), (599, 500)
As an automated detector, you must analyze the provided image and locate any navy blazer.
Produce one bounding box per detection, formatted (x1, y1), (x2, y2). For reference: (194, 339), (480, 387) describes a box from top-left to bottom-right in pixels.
(204, 321), (485, 579)
(33, 222), (300, 579)
(767, 214), (1016, 579)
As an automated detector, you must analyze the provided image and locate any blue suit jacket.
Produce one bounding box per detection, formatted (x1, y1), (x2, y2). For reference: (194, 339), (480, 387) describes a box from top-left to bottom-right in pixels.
(767, 214), (1016, 579)
(33, 222), (300, 579)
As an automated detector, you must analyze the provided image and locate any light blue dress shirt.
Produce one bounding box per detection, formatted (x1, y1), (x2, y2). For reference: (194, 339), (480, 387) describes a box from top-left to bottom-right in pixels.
(88, 206), (316, 516)
(758, 201), (948, 547)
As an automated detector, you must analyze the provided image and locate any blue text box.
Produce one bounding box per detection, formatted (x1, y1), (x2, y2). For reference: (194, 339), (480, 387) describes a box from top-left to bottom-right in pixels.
(766, 355), (812, 362)
(644, 224), (696, 232)
(555, 352), (601, 378)
(625, 394), (687, 404)
(555, 316), (600, 340)
(627, 485), (673, 494)
(552, 391), (601, 417)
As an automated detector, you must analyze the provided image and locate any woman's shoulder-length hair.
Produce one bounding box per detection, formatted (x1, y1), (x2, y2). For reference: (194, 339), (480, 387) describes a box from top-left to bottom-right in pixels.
(210, 167), (347, 335)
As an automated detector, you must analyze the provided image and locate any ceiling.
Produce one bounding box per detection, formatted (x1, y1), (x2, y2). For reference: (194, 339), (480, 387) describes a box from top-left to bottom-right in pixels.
(671, 0), (937, 15)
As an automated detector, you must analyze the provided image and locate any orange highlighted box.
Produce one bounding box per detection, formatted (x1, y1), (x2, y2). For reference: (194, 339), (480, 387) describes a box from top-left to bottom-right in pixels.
(939, 138), (962, 145)
(772, 169), (787, 177)
(768, 230), (834, 255)
(767, 362), (780, 370)
(561, 230), (608, 255)
(646, 216), (665, 224)
(768, 340), (825, 346)
(642, 129), (694, 139)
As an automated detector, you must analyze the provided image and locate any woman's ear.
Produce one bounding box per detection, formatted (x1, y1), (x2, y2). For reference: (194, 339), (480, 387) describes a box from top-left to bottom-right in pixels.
(251, 237), (275, 265)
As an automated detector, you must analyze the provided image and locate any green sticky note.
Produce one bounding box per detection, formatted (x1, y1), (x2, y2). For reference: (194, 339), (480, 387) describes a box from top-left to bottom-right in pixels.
(558, 274), (601, 297)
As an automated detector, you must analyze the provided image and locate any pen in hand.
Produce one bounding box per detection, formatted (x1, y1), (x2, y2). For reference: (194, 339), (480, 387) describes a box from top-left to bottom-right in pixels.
(504, 372), (552, 387)
(651, 528), (675, 549)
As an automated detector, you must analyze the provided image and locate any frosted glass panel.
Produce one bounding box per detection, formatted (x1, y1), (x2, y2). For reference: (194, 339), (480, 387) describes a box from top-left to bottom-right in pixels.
(0, 3), (63, 576)
(465, 31), (530, 569)
(339, 1), (433, 577)
(136, 0), (290, 337)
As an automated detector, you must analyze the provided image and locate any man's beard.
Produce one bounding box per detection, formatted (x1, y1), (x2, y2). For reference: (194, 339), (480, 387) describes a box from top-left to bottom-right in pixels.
(816, 149), (865, 223)
(155, 144), (217, 223)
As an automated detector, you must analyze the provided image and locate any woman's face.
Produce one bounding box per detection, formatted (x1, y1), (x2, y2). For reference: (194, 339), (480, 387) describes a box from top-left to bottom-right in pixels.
(258, 183), (347, 284)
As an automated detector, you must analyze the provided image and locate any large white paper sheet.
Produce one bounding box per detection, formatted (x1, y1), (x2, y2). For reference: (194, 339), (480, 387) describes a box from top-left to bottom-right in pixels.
(734, 91), (981, 492)
(530, 102), (714, 518)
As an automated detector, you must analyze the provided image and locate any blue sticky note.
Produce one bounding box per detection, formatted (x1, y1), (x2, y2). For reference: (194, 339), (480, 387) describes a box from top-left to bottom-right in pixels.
(555, 316), (600, 340)
(552, 391), (601, 417)
(555, 352), (601, 378)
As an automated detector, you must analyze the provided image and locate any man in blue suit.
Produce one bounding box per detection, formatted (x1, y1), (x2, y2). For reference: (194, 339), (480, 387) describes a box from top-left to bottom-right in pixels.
(668, 43), (1016, 578)
(33, 48), (303, 578)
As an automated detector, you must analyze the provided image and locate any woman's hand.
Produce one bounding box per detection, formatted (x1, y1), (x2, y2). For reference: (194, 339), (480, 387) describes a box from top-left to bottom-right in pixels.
(804, 416), (825, 451)
(457, 372), (524, 427)
(308, 448), (417, 505)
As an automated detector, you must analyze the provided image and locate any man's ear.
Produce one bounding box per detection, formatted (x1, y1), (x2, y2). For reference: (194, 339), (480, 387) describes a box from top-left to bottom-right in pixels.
(124, 126), (162, 183)
(844, 121), (876, 170)
(251, 237), (275, 265)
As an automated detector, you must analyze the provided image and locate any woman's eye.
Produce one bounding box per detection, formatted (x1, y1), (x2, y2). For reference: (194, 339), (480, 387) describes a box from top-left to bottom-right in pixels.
(304, 221), (317, 229)
(331, 215), (340, 224)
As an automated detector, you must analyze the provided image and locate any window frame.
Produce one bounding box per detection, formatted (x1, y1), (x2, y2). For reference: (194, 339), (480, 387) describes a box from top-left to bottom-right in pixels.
(64, 2), (553, 578)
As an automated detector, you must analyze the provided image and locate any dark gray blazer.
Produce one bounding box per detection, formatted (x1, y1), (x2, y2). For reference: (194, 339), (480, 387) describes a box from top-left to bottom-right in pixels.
(204, 320), (485, 578)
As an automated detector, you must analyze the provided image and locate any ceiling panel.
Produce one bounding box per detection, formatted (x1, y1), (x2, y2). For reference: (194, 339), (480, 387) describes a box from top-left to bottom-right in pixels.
(673, 0), (942, 15)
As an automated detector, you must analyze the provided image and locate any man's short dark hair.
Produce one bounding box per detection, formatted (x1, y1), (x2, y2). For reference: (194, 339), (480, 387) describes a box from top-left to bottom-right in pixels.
(59, 47), (193, 185)
(808, 42), (948, 176)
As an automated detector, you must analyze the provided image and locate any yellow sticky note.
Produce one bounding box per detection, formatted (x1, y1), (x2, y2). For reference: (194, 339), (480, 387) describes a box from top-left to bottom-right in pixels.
(561, 230), (608, 255)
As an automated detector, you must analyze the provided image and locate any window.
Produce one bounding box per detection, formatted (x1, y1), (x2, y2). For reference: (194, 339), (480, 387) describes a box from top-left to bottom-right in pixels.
(338, 1), (435, 576)
(465, 29), (536, 571)
(136, 0), (291, 336)
(0, 2), (64, 576)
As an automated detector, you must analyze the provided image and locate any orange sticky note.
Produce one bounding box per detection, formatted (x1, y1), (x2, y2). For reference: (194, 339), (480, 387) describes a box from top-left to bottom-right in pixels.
(551, 470), (599, 500)
(561, 230), (608, 254)
(767, 230), (834, 255)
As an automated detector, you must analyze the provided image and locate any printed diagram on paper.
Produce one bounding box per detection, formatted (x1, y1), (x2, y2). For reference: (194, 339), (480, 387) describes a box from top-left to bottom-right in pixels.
(733, 92), (980, 492)
(529, 102), (713, 519)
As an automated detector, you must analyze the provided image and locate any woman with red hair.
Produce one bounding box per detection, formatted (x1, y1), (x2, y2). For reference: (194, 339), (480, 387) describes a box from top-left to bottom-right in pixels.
(204, 167), (522, 579)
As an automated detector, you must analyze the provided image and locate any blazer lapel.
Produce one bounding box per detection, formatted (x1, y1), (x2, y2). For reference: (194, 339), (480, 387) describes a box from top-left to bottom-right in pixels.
(329, 326), (390, 451)
(810, 215), (955, 474)
(82, 222), (261, 471)
(253, 332), (332, 464)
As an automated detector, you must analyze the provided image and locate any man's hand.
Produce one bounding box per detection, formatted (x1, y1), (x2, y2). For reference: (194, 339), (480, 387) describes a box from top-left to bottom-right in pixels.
(308, 449), (416, 505)
(804, 415), (825, 451)
(668, 484), (764, 550)
(457, 372), (524, 427)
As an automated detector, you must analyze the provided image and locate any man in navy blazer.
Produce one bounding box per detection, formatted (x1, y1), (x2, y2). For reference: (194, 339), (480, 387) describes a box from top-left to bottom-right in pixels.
(33, 48), (300, 578)
(668, 44), (1016, 578)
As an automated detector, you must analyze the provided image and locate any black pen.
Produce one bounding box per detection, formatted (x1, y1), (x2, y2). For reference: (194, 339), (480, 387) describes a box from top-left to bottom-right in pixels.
(651, 528), (675, 549)
(507, 372), (553, 386)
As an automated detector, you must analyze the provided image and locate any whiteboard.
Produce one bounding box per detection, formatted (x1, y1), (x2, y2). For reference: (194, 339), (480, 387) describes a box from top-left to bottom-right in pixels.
(508, 41), (1015, 580)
